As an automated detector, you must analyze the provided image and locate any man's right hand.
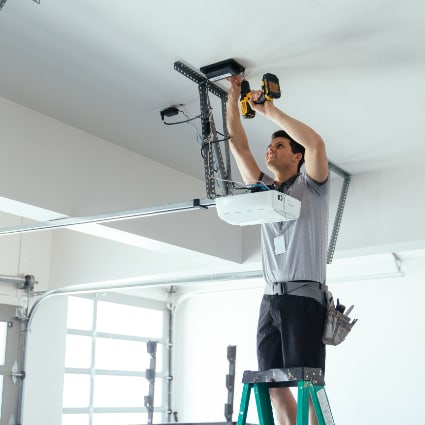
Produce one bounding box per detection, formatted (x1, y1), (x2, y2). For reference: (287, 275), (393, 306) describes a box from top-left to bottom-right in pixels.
(227, 76), (243, 102)
(225, 76), (261, 184)
(249, 89), (277, 117)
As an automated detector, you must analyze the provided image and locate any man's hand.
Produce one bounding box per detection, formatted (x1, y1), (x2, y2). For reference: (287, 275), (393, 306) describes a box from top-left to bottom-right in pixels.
(227, 76), (243, 102)
(248, 89), (276, 116)
(225, 76), (262, 184)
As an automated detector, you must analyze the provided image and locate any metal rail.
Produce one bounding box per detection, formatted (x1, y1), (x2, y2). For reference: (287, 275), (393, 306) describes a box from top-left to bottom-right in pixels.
(0, 198), (215, 236)
(0, 274), (36, 288)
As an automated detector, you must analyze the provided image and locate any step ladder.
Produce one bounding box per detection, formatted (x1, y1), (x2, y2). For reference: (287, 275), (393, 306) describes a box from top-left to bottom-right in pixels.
(236, 367), (335, 425)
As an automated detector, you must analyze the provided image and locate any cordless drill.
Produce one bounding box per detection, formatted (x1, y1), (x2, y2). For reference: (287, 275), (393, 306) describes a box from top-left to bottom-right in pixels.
(240, 73), (281, 119)
(240, 79), (256, 118)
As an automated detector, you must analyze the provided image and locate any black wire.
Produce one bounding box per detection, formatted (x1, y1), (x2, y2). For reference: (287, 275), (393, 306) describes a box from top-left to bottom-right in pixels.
(162, 114), (201, 126)
(200, 137), (231, 159)
(229, 184), (248, 191)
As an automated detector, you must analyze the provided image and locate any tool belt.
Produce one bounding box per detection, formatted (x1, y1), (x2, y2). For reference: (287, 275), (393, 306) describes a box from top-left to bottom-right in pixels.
(322, 289), (358, 345)
(264, 280), (326, 306)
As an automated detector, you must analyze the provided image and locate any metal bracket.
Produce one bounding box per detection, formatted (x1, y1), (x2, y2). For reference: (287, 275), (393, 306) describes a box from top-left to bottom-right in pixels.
(145, 340), (157, 425)
(225, 345), (237, 422)
(0, 361), (26, 384)
(0, 274), (37, 289)
(327, 162), (351, 264)
(174, 61), (232, 199)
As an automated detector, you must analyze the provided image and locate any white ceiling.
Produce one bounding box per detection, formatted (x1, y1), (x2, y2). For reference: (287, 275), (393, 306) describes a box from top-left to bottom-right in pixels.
(1, 0), (424, 181)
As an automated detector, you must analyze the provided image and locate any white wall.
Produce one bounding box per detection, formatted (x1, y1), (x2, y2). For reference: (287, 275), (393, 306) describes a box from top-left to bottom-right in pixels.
(0, 95), (243, 264)
(22, 295), (68, 425)
(173, 283), (262, 423)
(171, 250), (425, 425)
(0, 211), (52, 304)
(47, 227), (249, 289)
(334, 165), (425, 256)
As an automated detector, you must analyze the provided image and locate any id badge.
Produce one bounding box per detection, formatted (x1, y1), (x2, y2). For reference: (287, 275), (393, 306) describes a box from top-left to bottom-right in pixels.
(274, 234), (286, 255)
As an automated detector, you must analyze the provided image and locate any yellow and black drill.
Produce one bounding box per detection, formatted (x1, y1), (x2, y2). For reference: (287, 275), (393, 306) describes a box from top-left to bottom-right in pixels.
(240, 73), (281, 119)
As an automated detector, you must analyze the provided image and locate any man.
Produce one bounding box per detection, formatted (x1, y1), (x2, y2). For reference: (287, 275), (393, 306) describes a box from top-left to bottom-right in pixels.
(226, 76), (329, 425)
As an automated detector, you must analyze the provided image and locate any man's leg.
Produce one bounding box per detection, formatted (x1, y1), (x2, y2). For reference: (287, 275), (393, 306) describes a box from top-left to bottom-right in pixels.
(269, 387), (297, 425)
(309, 398), (318, 425)
(269, 387), (319, 425)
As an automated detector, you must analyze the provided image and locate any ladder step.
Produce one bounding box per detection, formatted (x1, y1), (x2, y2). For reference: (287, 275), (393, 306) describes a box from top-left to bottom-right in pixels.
(237, 368), (334, 425)
(242, 367), (325, 386)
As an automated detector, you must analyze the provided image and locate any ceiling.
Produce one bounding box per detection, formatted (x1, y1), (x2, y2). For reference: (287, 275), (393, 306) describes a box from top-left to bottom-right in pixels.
(1, 0), (424, 182)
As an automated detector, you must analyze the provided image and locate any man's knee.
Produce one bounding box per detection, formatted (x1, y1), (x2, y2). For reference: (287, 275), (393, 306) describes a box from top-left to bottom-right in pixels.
(269, 387), (295, 408)
(269, 387), (297, 425)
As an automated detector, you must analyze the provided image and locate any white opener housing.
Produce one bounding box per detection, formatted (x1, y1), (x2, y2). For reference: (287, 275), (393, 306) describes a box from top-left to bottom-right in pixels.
(216, 191), (301, 226)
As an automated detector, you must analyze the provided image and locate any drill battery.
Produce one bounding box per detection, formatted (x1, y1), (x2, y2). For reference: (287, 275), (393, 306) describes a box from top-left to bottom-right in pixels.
(256, 73), (281, 104)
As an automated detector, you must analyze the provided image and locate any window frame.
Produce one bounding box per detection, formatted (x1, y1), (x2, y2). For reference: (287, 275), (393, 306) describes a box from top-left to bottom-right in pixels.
(62, 293), (168, 425)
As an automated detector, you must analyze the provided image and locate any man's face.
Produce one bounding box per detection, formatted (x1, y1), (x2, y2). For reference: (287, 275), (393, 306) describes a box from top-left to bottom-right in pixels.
(265, 137), (295, 168)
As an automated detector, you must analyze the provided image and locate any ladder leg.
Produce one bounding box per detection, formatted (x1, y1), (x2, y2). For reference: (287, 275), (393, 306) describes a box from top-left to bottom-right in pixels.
(296, 380), (310, 425)
(253, 383), (275, 425)
(237, 383), (252, 425)
(308, 384), (335, 425)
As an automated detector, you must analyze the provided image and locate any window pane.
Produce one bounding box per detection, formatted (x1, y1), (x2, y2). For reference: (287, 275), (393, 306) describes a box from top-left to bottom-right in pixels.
(95, 338), (163, 373)
(61, 413), (89, 425)
(63, 299), (166, 417)
(93, 375), (148, 407)
(96, 302), (163, 338)
(0, 321), (7, 365)
(152, 342), (163, 373)
(92, 412), (147, 425)
(67, 297), (94, 331)
(153, 378), (163, 407)
(65, 335), (92, 368)
(95, 338), (145, 372)
(62, 374), (91, 408)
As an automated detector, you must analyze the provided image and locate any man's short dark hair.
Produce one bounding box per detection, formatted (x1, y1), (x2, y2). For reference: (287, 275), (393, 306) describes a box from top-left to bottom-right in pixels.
(271, 130), (305, 172)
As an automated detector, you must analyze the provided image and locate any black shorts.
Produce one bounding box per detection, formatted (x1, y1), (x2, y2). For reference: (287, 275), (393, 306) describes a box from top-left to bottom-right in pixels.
(257, 294), (326, 375)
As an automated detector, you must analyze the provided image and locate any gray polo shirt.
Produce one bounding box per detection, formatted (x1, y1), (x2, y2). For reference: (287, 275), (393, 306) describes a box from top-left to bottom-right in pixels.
(260, 172), (330, 285)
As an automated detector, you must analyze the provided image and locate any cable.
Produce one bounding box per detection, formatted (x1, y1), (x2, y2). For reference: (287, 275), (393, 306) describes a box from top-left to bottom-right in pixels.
(200, 137), (231, 159)
(160, 97), (231, 197)
(162, 114), (201, 126)
(247, 181), (271, 191)
(213, 177), (244, 191)
(213, 177), (272, 194)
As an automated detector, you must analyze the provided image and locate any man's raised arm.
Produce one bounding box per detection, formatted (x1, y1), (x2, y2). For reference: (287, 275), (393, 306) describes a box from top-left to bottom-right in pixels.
(226, 77), (261, 185)
(248, 91), (328, 183)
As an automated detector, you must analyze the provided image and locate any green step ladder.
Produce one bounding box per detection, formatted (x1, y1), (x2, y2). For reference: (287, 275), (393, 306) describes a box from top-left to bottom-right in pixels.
(236, 367), (335, 425)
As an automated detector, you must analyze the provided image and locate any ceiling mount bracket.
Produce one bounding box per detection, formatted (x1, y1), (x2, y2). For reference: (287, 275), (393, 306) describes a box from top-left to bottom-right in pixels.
(174, 61), (232, 199)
